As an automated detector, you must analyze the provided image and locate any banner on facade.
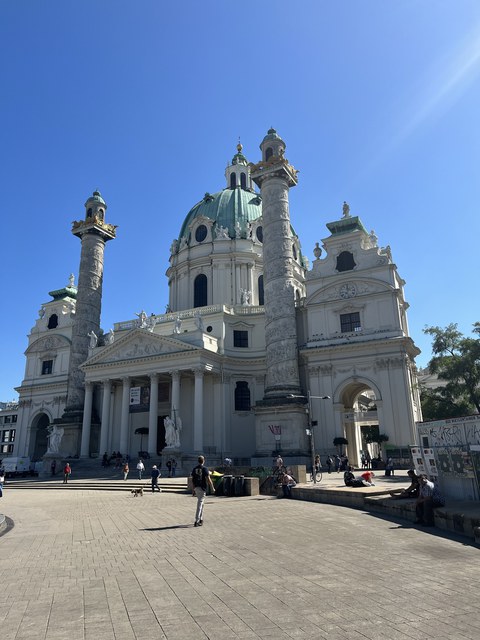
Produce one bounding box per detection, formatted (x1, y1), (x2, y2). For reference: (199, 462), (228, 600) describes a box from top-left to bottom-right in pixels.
(129, 386), (150, 413)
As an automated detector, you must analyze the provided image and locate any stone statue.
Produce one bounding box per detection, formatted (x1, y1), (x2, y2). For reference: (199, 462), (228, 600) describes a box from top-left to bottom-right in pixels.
(104, 329), (114, 345)
(247, 223), (253, 239)
(240, 288), (251, 305)
(215, 225), (229, 239)
(46, 425), (64, 454)
(146, 315), (158, 332)
(174, 415), (182, 448)
(313, 242), (322, 259)
(68, 273), (75, 287)
(342, 201), (351, 218)
(170, 239), (178, 254)
(39, 308), (46, 319)
(194, 311), (205, 331)
(164, 416), (176, 448)
(369, 229), (378, 247)
(235, 221), (242, 238)
(173, 316), (182, 334)
(136, 310), (148, 328)
(87, 330), (98, 348)
(179, 236), (188, 250)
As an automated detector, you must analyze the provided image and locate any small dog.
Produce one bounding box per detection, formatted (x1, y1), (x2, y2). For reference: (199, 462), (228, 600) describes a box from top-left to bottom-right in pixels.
(131, 488), (144, 497)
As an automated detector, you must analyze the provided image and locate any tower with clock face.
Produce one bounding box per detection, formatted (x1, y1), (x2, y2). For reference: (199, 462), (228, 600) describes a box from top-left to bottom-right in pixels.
(298, 204), (422, 466)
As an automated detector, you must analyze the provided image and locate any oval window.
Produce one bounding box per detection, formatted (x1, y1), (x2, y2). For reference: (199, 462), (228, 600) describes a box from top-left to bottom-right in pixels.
(256, 226), (263, 243)
(195, 225), (207, 243)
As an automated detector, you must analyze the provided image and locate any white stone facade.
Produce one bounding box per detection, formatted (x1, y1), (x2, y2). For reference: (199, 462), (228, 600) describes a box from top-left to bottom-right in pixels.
(12, 132), (422, 468)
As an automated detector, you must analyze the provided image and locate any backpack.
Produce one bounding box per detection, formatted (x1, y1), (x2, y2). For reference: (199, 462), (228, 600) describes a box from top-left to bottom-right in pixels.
(192, 466), (204, 488)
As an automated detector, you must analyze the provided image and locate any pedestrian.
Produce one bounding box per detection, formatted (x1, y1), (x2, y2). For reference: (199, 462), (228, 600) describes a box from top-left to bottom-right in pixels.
(50, 459), (57, 476)
(0, 469), (4, 497)
(334, 455), (341, 472)
(365, 451), (371, 469)
(151, 465), (161, 492)
(63, 462), (71, 483)
(136, 459), (145, 480)
(191, 455), (215, 527)
(415, 475), (445, 526)
(385, 457), (394, 477)
(122, 461), (129, 480)
(166, 458), (172, 477)
(361, 453), (366, 469)
(326, 456), (333, 473)
(275, 454), (284, 469)
(171, 458), (177, 477)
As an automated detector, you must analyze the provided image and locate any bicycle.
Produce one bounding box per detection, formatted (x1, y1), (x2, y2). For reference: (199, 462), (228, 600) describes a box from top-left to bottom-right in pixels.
(310, 466), (323, 483)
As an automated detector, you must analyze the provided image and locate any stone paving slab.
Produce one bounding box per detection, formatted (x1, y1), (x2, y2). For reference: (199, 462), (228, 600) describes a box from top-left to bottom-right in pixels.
(0, 483), (479, 640)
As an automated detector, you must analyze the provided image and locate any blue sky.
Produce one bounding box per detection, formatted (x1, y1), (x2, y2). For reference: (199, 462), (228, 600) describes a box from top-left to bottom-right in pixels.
(1, 0), (480, 401)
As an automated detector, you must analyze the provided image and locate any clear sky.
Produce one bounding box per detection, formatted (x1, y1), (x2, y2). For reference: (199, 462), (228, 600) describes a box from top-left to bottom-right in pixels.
(1, 0), (479, 401)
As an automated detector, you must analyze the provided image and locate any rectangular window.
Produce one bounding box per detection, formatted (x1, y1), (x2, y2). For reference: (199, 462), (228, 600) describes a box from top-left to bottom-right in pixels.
(340, 312), (361, 333)
(42, 360), (53, 375)
(4, 415), (11, 424)
(11, 415), (17, 423)
(1, 444), (14, 454)
(233, 330), (249, 348)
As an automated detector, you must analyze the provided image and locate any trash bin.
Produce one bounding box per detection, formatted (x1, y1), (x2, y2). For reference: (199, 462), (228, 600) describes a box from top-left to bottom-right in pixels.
(223, 475), (233, 496)
(234, 475), (245, 496)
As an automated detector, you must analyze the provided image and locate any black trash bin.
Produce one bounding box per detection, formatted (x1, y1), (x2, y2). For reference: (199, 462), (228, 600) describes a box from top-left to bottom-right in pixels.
(223, 475), (233, 496)
(234, 475), (245, 496)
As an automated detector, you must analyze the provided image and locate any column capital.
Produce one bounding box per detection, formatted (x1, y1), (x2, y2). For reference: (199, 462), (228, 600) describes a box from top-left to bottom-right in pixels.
(121, 376), (130, 384)
(192, 367), (205, 378)
(169, 370), (181, 381)
(84, 381), (94, 391)
(149, 372), (159, 382)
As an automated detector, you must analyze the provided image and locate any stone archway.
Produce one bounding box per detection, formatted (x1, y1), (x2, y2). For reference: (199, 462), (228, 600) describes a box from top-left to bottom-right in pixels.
(30, 413), (50, 460)
(335, 379), (381, 467)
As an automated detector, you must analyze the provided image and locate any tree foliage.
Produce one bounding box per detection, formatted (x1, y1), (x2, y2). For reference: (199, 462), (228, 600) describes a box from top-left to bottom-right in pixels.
(421, 322), (480, 418)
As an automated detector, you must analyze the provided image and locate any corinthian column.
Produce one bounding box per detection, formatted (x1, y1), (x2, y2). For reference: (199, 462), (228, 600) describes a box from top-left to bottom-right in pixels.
(148, 373), (159, 455)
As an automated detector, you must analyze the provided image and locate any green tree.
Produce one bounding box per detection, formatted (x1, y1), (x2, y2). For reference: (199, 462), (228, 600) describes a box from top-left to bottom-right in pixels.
(422, 322), (480, 417)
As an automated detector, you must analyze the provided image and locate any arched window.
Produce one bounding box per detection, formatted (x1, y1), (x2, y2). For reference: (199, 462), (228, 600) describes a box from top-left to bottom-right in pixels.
(336, 251), (356, 272)
(194, 274), (207, 308)
(87, 208), (92, 218)
(98, 208), (104, 221)
(235, 381), (251, 411)
(265, 147), (273, 161)
(240, 172), (247, 189)
(292, 244), (297, 260)
(258, 275), (264, 305)
(230, 173), (237, 189)
(47, 314), (58, 329)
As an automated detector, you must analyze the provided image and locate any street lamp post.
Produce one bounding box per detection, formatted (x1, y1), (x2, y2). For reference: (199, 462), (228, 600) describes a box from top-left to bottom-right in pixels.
(289, 393), (330, 484)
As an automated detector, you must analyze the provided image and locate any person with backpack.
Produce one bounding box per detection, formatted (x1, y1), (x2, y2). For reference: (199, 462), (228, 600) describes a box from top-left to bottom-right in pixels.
(191, 455), (214, 527)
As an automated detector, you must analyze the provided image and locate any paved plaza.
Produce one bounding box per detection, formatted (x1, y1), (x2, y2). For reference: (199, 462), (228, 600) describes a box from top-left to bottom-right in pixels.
(0, 483), (479, 640)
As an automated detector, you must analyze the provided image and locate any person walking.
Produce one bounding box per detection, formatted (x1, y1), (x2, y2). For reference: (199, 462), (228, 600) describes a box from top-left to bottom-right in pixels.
(151, 465), (161, 493)
(122, 461), (129, 480)
(326, 456), (333, 474)
(50, 459), (57, 476)
(63, 462), (71, 483)
(191, 455), (214, 527)
(0, 468), (5, 498)
(136, 459), (145, 480)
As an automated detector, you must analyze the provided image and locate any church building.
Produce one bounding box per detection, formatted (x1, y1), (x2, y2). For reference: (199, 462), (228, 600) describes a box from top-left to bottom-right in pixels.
(13, 130), (422, 471)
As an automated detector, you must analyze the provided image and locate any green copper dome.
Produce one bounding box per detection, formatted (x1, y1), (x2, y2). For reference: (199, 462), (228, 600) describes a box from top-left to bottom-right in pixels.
(85, 190), (106, 207)
(178, 188), (262, 240)
(261, 127), (283, 144)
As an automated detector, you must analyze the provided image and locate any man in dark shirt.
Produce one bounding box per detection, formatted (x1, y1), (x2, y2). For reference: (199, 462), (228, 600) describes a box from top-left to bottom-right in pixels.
(151, 465), (161, 493)
(191, 455), (214, 527)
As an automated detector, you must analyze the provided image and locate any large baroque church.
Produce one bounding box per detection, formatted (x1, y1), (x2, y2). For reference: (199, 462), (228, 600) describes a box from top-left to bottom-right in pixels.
(14, 130), (422, 471)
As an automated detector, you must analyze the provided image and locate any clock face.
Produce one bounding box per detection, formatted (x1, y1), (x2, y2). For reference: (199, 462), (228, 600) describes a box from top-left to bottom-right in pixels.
(340, 283), (356, 299)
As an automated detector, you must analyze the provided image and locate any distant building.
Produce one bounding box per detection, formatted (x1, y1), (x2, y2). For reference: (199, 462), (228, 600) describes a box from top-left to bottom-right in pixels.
(13, 131), (422, 468)
(0, 401), (19, 456)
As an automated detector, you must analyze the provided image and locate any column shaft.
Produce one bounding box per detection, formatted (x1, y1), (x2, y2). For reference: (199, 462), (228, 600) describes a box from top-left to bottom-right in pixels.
(193, 369), (204, 452)
(148, 374), (159, 455)
(120, 378), (130, 453)
(99, 380), (112, 455)
(80, 382), (94, 457)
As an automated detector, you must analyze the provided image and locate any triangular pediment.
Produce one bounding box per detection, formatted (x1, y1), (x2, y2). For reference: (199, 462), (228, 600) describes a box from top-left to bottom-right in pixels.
(84, 329), (199, 366)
